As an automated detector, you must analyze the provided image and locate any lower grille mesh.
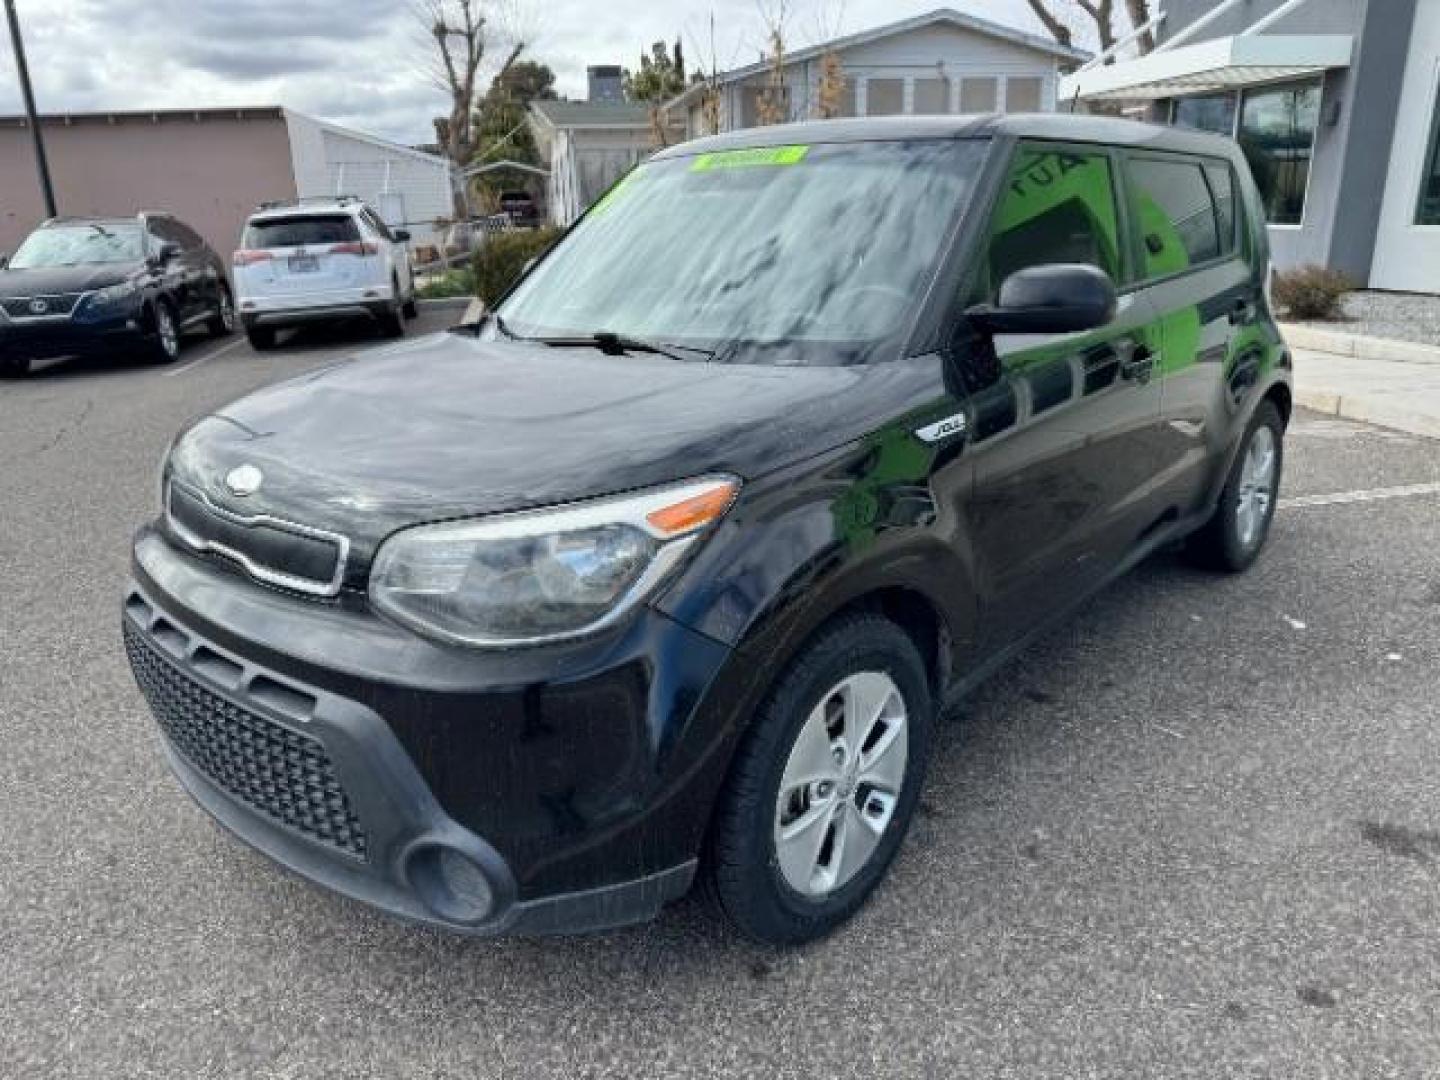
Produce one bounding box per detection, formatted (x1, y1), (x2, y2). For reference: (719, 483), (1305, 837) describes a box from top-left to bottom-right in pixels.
(124, 623), (368, 859)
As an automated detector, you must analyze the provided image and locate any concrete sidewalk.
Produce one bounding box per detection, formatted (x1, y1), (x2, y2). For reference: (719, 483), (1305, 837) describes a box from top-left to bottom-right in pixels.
(1292, 347), (1440, 440)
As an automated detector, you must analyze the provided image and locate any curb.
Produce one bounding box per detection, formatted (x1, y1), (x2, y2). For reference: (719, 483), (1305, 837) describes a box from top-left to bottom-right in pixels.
(1294, 387), (1440, 440)
(1280, 323), (1440, 365)
(414, 297), (473, 312)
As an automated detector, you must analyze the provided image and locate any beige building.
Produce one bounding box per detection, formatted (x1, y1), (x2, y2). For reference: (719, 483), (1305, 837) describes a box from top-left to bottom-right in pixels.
(0, 107), (455, 260)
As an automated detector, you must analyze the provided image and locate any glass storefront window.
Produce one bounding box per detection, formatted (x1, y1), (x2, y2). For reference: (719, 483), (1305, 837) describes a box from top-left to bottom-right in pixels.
(1417, 80), (1440, 225)
(1172, 93), (1236, 135)
(1238, 80), (1321, 225)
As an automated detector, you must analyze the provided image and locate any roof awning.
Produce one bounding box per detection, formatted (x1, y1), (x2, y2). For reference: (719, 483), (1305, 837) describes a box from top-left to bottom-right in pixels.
(1060, 34), (1353, 102)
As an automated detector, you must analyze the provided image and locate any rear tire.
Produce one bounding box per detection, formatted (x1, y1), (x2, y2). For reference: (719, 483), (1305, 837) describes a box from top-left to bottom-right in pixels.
(402, 296), (419, 320)
(0, 356), (31, 377)
(1186, 401), (1284, 572)
(379, 306), (406, 339)
(246, 326), (277, 351)
(149, 302), (182, 364)
(208, 286), (235, 338)
(703, 615), (933, 946)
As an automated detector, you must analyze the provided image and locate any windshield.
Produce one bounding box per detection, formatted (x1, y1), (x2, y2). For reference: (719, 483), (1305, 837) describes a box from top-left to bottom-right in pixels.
(497, 139), (987, 365)
(9, 224), (144, 269)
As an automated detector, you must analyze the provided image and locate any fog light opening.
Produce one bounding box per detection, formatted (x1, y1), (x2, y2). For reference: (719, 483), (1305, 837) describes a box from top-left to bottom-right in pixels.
(406, 843), (496, 924)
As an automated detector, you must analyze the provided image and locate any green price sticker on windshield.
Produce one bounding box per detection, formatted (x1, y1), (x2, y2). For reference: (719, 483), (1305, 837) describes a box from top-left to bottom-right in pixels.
(690, 145), (810, 172)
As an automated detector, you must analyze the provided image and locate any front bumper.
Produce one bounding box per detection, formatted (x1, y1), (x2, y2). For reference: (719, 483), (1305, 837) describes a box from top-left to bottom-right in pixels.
(0, 311), (146, 360)
(123, 526), (735, 934)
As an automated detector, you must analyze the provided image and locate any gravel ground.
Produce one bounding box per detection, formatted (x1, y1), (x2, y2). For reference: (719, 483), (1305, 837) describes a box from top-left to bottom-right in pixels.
(1291, 290), (1440, 346)
(2, 326), (1440, 1077)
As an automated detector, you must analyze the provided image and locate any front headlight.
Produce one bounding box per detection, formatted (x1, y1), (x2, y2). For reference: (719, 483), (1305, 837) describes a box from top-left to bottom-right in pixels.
(369, 476), (739, 647)
(91, 280), (140, 307)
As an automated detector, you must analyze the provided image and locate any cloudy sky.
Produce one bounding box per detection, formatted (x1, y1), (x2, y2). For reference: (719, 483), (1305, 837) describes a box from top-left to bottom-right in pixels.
(0, 0), (1090, 146)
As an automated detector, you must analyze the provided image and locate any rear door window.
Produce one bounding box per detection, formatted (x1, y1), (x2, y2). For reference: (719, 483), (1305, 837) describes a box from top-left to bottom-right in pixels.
(245, 215), (361, 249)
(975, 144), (1124, 301)
(1126, 155), (1225, 278)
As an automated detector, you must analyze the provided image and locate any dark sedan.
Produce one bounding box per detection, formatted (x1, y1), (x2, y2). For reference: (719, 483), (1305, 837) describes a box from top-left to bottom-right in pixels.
(0, 213), (235, 375)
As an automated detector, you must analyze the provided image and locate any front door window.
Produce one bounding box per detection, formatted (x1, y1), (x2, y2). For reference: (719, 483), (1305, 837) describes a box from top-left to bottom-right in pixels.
(1416, 78), (1440, 225)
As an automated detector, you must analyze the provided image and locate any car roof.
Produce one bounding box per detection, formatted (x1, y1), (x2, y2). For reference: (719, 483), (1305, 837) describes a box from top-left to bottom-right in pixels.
(651, 113), (1243, 163)
(42, 216), (142, 228)
(247, 200), (364, 222)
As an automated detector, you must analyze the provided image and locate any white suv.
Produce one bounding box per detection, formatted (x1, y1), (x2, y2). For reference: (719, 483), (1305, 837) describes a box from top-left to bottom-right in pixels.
(233, 197), (416, 349)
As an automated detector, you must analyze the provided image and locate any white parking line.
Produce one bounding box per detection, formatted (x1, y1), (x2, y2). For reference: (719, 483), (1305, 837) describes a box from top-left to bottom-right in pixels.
(1281, 481), (1440, 510)
(163, 336), (247, 378)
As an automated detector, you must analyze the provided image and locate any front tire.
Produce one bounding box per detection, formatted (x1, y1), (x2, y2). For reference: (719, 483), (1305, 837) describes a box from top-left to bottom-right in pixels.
(1186, 400), (1284, 572)
(149, 302), (181, 364)
(208, 286), (235, 338)
(0, 356), (31, 377)
(704, 615), (933, 946)
(245, 326), (277, 351)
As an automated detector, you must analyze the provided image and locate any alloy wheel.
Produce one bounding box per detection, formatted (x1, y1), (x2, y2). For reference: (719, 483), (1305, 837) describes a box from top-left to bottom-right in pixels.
(773, 670), (909, 898)
(157, 306), (179, 359)
(1235, 425), (1277, 549)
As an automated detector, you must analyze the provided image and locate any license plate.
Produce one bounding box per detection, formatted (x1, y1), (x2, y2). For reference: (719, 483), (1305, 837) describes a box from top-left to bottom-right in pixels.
(288, 254), (320, 273)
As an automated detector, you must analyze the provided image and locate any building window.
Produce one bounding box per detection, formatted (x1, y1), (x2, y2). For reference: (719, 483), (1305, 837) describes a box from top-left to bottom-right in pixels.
(1006, 77), (1043, 112)
(960, 77), (997, 113)
(913, 77), (950, 115)
(1171, 93), (1236, 135)
(1238, 79), (1321, 226)
(742, 85), (791, 127)
(1417, 78), (1440, 225)
(866, 78), (905, 116)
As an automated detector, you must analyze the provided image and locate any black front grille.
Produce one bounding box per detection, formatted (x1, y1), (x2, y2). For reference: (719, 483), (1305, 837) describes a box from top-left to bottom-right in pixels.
(166, 482), (345, 596)
(124, 623), (368, 859)
(1, 293), (84, 319)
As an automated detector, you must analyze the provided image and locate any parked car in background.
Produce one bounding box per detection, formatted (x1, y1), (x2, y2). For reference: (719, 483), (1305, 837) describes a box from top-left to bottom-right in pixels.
(498, 191), (540, 228)
(123, 116), (1291, 946)
(0, 213), (234, 376)
(232, 196), (417, 350)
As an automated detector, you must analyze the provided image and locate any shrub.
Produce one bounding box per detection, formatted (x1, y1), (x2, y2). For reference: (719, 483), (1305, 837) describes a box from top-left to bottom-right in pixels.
(1273, 264), (1353, 321)
(472, 227), (561, 306)
(414, 268), (474, 300)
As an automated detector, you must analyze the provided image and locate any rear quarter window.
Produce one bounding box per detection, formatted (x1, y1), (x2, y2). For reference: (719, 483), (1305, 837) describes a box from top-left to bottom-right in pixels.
(1126, 156), (1231, 278)
(245, 215), (360, 249)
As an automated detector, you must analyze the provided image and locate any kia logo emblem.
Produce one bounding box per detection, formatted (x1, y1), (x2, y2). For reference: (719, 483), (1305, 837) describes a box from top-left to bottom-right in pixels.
(225, 464), (264, 497)
(28, 298), (48, 315)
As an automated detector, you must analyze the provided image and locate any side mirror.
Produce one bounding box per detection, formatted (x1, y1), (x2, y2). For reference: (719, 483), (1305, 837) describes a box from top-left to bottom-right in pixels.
(153, 241), (181, 264)
(394, 229), (411, 242)
(967, 264), (1117, 336)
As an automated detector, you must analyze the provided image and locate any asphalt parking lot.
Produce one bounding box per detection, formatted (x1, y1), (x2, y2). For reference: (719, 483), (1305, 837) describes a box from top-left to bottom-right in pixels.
(2, 317), (1438, 1078)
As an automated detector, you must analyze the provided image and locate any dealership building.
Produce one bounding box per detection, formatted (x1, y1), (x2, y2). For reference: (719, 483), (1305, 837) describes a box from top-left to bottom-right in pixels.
(0, 107), (455, 260)
(1063, 0), (1440, 294)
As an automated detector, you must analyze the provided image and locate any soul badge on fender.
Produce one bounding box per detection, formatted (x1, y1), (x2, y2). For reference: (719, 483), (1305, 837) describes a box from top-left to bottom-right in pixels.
(914, 412), (968, 444)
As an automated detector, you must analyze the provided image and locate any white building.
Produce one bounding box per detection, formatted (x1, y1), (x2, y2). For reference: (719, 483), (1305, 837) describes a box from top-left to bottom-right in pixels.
(283, 111), (456, 249)
(528, 100), (683, 227)
(670, 7), (1089, 140)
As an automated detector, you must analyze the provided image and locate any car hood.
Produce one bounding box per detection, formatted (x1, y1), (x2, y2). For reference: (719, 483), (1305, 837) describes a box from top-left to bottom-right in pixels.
(168, 330), (941, 562)
(0, 262), (143, 296)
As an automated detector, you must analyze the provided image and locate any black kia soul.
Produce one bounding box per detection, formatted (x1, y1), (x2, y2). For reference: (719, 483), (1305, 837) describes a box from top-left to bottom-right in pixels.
(123, 116), (1291, 945)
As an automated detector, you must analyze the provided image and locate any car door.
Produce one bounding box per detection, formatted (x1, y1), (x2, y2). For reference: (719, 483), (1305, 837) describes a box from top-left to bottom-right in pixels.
(956, 141), (1169, 653)
(149, 217), (203, 323)
(1122, 152), (1261, 520)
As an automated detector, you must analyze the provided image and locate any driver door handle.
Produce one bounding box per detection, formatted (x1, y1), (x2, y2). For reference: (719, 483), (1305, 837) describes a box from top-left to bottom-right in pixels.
(1120, 345), (1155, 383)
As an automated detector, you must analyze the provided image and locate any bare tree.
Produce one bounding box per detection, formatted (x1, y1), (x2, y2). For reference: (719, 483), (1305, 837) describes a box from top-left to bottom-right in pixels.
(753, 1), (789, 126)
(811, 0), (847, 119)
(1022, 0), (1155, 56)
(417, 0), (524, 167)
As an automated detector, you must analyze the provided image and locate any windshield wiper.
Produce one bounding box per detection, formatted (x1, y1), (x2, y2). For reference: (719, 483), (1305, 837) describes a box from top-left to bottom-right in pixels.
(531, 331), (711, 363)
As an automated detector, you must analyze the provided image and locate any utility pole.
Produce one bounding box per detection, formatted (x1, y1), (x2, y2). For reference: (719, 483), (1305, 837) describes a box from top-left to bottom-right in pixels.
(4, 0), (57, 218)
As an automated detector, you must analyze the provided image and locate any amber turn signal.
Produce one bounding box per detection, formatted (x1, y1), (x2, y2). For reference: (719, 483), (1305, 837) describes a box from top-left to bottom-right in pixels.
(645, 480), (738, 537)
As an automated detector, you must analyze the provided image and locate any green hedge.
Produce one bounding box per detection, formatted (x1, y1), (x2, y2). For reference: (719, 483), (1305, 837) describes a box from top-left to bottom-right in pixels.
(472, 227), (561, 306)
